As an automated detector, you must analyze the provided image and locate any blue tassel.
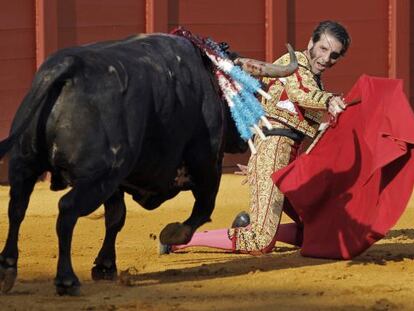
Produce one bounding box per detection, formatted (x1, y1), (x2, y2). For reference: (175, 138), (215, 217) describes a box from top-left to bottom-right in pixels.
(232, 95), (257, 128)
(239, 89), (265, 121)
(229, 66), (262, 94)
(229, 102), (253, 140)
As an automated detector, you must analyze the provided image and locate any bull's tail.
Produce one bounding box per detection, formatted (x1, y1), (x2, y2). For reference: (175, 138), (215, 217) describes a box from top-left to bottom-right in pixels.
(0, 55), (80, 159)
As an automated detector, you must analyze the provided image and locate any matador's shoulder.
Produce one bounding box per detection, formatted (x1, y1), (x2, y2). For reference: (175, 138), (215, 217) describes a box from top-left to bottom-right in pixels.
(274, 51), (309, 68)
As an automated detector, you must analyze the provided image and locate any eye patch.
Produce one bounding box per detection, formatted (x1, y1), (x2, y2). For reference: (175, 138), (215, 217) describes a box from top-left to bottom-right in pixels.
(330, 52), (341, 60)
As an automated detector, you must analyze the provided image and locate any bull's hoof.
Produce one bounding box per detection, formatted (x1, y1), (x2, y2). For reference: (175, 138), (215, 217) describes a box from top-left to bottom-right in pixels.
(91, 264), (118, 281)
(0, 255), (17, 293)
(56, 284), (81, 296)
(159, 222), (192, 245)
(159, 243), (172, 255)
(54, 278), (81, 296)
(0, 266), (17, 293)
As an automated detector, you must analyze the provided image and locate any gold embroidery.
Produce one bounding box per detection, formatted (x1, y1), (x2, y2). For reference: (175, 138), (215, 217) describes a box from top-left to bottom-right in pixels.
(261, 51), (332, 138)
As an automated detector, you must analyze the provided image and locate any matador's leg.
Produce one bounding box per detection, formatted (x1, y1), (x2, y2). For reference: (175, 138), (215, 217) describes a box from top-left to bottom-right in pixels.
(228, 132), (295, 254)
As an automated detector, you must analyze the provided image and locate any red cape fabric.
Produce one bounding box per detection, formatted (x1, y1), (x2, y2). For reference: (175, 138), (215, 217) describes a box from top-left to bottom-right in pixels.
(272, 75), (414, 259)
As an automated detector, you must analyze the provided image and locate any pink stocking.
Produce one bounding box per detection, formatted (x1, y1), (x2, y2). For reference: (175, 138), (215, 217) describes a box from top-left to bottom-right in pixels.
(171, 223), (302, 252)
(171, 228), (233, 252)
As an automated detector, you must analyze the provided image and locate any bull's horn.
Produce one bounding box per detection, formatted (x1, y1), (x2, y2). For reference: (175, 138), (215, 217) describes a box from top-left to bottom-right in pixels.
(234, 43), (298, 78)
(279, 43), (298, 76)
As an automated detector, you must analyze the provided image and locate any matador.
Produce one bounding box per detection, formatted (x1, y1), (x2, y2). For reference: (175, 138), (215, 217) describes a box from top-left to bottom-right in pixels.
(162, 20), (351, 255)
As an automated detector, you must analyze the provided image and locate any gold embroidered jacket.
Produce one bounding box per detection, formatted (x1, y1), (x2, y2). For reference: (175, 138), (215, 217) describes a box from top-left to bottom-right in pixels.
(262, 52), (332, 138)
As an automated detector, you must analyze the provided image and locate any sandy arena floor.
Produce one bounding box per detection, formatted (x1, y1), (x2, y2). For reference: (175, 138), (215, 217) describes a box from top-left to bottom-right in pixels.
(0, 175), (413, 310)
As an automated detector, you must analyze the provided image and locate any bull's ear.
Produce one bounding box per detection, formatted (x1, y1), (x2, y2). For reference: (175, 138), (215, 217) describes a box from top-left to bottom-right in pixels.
(219, 41), (241, 61)
(218, 42), (229, 51)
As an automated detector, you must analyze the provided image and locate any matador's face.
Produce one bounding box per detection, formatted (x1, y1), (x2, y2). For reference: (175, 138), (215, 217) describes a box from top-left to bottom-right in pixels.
(306, 32), (343, 75)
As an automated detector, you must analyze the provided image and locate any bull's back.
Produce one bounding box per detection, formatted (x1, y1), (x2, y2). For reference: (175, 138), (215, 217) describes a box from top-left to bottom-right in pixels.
(44, 34), (221, 186)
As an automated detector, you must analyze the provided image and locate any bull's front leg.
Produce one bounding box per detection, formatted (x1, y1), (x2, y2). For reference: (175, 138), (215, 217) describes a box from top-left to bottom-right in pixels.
(159, 157), (221, 245)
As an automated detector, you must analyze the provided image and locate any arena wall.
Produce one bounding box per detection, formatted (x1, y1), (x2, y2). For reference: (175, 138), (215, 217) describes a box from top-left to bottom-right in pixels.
(0, 0), (412, 181)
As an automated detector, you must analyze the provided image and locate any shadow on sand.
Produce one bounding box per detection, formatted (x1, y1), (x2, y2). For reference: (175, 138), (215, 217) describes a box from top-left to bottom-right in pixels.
(120, 226), (414, 287)
(119, 248), (331, 287)
(346, 228), (414, 266)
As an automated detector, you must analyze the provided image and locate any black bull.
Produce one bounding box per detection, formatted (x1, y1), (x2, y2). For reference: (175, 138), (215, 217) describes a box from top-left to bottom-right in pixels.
(0, 33), (295, 295)
(0, 33), (249, 295)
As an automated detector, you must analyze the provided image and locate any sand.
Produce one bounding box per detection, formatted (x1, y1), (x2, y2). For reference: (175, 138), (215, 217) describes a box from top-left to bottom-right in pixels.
(0, 175), (413, 310)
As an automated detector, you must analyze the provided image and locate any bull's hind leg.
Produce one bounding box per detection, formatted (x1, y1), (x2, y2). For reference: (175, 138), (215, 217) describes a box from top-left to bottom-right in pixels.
(0, 161), (41, 293)
(91, 190), (126, 281)
(54, 177), (121, 296)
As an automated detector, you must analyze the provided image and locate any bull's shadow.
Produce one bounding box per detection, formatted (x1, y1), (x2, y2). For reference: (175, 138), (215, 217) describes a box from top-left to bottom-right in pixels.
(119, 249), (330, 287)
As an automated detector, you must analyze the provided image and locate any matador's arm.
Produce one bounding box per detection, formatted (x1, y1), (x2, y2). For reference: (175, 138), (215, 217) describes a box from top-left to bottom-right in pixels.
(283, 70), (332, 110)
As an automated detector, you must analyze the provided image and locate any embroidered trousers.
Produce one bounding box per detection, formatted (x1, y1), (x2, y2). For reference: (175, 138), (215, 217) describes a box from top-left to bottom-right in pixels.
(228, 123), (300, 253)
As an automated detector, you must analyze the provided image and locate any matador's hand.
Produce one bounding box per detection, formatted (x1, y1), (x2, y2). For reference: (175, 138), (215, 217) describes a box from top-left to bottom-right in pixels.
(234, 164), (248, 185)
(234, 164), (248, 176)
(328, 96), (346, 123)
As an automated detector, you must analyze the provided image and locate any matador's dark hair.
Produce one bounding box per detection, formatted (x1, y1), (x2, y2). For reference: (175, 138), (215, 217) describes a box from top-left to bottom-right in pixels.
(312, 20), (351, 56)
